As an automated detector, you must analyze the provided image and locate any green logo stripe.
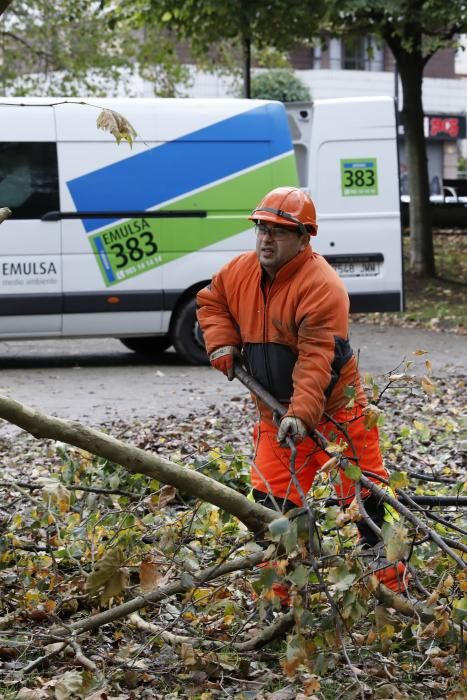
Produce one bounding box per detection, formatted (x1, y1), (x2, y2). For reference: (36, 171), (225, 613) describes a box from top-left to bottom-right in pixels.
(90, 155), (297, 286)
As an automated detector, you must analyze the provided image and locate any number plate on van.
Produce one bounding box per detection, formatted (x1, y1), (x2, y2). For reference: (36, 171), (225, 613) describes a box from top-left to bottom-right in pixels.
(325, 254), (383, 278)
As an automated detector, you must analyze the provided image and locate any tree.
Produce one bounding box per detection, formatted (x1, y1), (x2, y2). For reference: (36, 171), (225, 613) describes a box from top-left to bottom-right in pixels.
(0, 0), (190, 96)
(325, 1), (467, 277)
(138, 1), (467, 278)
(137, 0), (324, 98)
(248, 68), (311, 102)
(0, 0), (13, 16)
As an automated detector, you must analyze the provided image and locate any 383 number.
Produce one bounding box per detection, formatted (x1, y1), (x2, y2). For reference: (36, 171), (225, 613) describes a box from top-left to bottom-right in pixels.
(110, 231), (158, 268)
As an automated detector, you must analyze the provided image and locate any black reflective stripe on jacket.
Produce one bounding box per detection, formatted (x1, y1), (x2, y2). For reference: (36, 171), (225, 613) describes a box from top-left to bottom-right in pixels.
(243, 342), (296, 403)
(324, 337), (354, 399)
(243, 335), (354, 406)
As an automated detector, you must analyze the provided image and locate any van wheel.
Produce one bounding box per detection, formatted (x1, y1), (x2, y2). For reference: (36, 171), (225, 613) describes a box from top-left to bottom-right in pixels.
(120, 336), (172, 355)
(172, 297), (208, 365)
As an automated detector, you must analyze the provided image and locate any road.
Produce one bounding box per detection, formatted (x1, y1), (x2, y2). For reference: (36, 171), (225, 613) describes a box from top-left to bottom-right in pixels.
(0, 324), (465, 434)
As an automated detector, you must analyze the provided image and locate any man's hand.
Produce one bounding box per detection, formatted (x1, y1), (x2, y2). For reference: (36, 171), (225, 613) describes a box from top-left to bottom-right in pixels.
(277, 416), (308, 444)
(209, 346), (240, 381)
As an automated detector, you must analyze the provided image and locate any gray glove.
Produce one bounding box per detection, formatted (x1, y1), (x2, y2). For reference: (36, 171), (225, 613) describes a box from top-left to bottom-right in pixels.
(277, 416), (308, 444)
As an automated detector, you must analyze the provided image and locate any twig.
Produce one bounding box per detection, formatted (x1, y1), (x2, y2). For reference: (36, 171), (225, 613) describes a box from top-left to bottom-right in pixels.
(359, 475), (466, 569)
(68, 639), (97, 671)
(51, 550), (270, 638)
(423, 510), (467, 537)
(398, 465), (458, 485)
(0, 479), (142, 499)
(23, 640), (68, 673)
(232, 610), (295, 651)
(354, 482), (381, 539)
(129, 612), (195, 645)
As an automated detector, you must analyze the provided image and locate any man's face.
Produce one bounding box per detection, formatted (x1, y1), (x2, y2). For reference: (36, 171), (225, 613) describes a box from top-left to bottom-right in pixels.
(255, 222), (309, 278)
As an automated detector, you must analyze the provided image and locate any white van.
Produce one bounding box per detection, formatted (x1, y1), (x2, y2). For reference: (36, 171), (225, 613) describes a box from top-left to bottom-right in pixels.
(0, 96), (402, 363)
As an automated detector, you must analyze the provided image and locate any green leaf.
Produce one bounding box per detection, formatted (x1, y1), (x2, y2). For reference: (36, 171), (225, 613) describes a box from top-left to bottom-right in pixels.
(328, 565), (356, 592)
(389, 471), (409, 489)
(344, 465), (362, 481)
(381, 522), (410, 562)
(288, 564), (309, 588)
(268, 516), (290, 538)
(259, 567), (278, 589)
(452, 597), (467, 623)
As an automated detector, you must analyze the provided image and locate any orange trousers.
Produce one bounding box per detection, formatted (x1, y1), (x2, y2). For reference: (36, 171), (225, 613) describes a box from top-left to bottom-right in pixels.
(251, 404), (388, 508)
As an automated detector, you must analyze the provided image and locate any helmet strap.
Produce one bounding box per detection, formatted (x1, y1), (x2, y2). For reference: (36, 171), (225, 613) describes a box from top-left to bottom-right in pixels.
(251, 206), (309, 235)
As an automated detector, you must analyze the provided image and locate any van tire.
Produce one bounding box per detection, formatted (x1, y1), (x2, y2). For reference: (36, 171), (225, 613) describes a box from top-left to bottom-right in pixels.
(120, 336), (172, 355)
(172, 297), (209, 365)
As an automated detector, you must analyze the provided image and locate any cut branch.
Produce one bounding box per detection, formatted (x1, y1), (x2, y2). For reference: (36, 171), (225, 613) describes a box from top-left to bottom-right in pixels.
(0, 394), (275, 535)
(52, 550), (268, 637)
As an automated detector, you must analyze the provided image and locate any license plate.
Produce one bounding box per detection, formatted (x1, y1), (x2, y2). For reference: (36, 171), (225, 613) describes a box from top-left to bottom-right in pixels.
(332, 261), (380, 277)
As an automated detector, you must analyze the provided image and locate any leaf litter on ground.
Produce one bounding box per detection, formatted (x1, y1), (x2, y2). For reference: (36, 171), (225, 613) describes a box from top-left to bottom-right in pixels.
(0, 366), (465, 699)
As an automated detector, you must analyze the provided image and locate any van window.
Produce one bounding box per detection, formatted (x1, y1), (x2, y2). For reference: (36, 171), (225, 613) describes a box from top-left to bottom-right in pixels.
(0, 142), (59, 219)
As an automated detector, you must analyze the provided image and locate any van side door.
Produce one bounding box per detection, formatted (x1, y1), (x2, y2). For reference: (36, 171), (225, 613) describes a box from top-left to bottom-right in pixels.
(55, 102), (164, 338)
(0, 105), (61, 334)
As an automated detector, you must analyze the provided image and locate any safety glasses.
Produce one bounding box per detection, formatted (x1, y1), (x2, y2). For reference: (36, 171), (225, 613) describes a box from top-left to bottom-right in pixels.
(254, 223), (298, 239)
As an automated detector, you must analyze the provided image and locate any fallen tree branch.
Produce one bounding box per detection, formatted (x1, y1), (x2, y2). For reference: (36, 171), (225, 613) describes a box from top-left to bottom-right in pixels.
(129, 612), (195, 645)
(51, 550), (269, 637)
(0, 394), (275, 535)
(359, 474), (466, 569)
(232, 610), (295, 651)
(372, 583), (434, 623)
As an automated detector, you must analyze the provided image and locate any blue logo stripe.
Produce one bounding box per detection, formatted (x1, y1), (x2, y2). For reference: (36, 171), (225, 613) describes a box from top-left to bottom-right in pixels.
(93, 235), (115, 282)
(66, 103), (292, 233)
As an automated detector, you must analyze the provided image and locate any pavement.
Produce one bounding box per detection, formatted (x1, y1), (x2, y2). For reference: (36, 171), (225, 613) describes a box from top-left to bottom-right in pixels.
(0, 324), (465, 434)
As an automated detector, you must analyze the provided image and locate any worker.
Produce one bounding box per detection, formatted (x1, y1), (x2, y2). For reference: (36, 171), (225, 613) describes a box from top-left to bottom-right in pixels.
(196, 187), (407, 594)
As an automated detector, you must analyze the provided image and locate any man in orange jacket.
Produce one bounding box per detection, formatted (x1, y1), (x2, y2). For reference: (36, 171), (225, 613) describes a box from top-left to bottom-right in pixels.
(196, 186), (407, 594)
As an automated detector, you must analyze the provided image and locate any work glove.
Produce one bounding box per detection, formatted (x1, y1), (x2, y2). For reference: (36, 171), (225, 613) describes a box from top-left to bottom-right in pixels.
(277, 416), (308, 444)
(209, 345), (240, 381)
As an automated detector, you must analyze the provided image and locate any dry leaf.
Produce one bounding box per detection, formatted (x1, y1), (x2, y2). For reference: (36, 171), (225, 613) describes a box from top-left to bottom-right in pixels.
(180, 642), (196, 666)
(0, 207), (12, 224)
(363, 403), (382, 429)
(139, 560), (164, 591)
(96, 109), (137, 146)
(421, 375), (435, 394)
(41, 479), (71, 513)
(16, 690), (48, 700)
(85, 548), (125, 595)
(348, 498), (362, 522)
(158, 485), (177, 508)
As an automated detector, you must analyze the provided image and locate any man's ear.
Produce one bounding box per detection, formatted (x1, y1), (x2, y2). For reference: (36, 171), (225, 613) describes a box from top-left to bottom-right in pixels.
(300, 234), (311, 250)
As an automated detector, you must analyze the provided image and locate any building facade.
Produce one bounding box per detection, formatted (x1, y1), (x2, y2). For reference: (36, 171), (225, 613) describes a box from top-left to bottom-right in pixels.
(172, 38), (467, 189)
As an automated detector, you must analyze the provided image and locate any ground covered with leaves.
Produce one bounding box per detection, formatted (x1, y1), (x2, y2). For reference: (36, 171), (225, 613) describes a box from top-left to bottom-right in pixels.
(0, 361), (466, 699)
(353, 233), (467, 333)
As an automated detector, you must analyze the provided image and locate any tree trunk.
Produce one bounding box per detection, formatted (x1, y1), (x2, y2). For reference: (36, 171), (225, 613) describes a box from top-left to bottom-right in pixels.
(242, 34), (251, 98)
(397, 55), (435, 277)
(0, 0), (14, 16)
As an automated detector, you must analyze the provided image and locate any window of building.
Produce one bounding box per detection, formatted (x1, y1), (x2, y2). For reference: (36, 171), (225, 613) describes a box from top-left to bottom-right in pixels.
(342, 36), (369, 70)
(0, 142), (59, 219)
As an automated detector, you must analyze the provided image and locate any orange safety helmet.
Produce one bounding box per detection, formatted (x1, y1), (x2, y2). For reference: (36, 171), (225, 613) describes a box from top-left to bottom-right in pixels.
(248, 186), (318, 236)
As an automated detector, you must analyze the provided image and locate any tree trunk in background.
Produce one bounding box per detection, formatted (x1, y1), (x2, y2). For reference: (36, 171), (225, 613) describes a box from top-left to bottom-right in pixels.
(242, 34), (251, 98)
(0, 0), (14, 16)
(397, 55), (435, 277)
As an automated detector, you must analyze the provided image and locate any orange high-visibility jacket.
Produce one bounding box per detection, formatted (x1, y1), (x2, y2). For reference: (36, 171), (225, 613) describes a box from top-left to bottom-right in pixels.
(196, 246), (366, 429)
